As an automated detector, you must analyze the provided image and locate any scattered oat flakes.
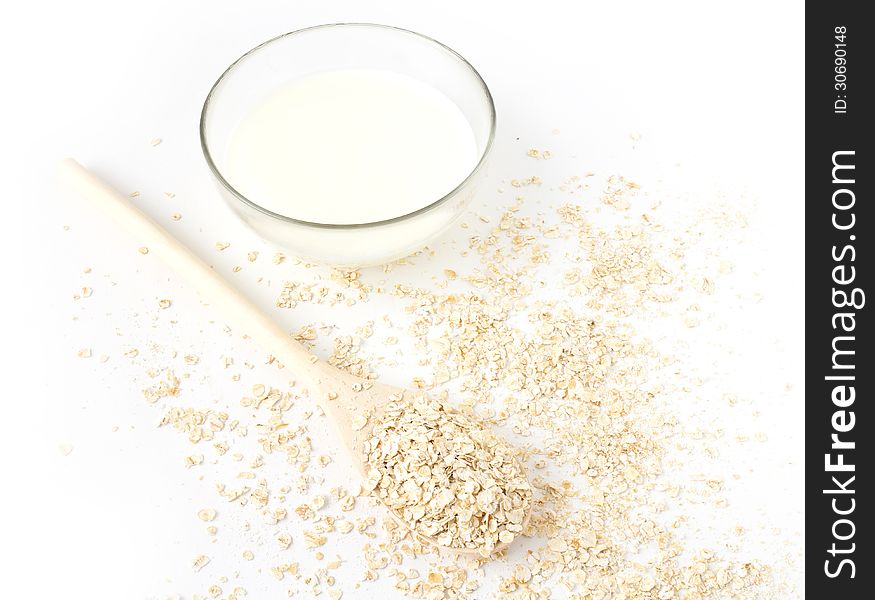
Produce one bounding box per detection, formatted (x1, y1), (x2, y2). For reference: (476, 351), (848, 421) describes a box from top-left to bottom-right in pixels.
(191, 554), (210, 572)
(198, 508), (217, 522)
(91, 162), (781, 598)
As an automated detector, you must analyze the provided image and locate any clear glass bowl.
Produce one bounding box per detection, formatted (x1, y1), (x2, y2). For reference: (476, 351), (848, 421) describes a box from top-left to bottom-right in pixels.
(200, 23), (495, 267)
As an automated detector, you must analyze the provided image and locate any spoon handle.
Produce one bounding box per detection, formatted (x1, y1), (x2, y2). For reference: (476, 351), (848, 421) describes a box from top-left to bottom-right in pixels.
(57, 159), (365, 438)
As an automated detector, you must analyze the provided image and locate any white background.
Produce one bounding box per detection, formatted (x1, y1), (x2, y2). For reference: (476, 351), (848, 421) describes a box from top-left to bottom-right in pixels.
(1, 1), (804, 598)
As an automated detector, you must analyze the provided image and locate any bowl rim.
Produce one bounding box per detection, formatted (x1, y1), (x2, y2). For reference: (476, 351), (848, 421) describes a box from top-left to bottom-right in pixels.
(199, 22), (496, 230)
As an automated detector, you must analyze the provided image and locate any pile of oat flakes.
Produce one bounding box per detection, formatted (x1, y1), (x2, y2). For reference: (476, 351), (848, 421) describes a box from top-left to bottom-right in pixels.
(362, 394), (532, 556)
(80, 146), (791, 599)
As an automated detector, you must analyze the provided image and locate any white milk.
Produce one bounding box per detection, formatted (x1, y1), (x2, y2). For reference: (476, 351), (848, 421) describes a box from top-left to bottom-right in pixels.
(224, 68), (479, 224)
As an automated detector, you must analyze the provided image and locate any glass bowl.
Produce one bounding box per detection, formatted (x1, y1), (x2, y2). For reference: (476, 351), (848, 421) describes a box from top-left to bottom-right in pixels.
(200, 23), (495, 267)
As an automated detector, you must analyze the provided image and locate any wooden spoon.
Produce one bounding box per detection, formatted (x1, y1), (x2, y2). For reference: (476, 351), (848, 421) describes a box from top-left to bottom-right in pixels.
(59, 158), (529, 555)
